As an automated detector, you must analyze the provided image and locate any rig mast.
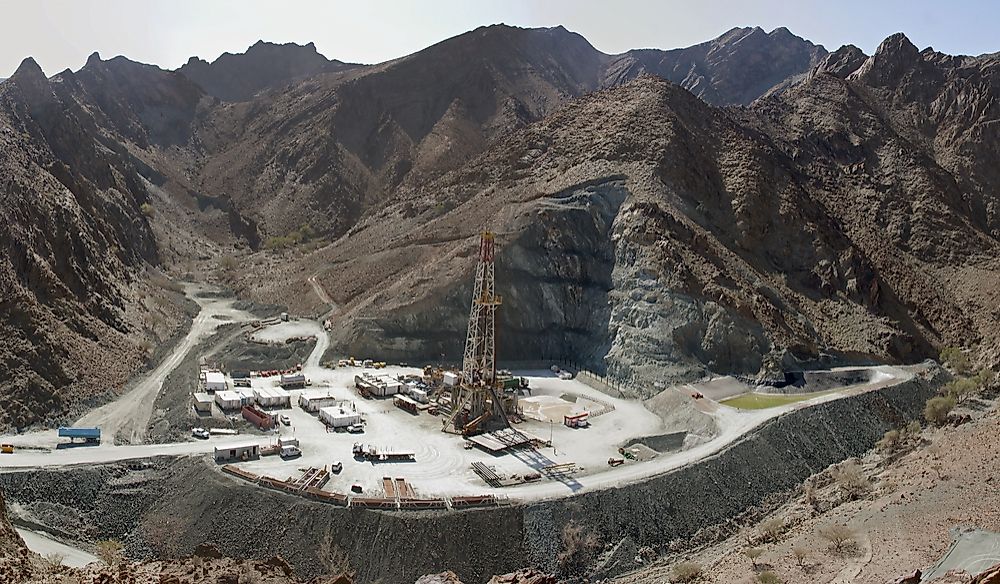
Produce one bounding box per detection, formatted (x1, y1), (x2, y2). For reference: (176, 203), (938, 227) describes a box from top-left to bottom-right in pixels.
(444, 231), (510, 434)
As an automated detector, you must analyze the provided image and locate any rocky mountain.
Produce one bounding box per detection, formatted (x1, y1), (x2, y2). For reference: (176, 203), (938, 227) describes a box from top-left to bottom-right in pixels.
(4, 24), (1000, 428)
(0, 56), (195, 430)
(274, 32), (1000, 388)
(603, 26), (827, 105)
(177, 40), (360, 102)
(182, 24), (612, 239)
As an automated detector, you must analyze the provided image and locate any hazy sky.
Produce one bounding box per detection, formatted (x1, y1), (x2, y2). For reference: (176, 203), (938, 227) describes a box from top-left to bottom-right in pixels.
(2, 0), (997, 78)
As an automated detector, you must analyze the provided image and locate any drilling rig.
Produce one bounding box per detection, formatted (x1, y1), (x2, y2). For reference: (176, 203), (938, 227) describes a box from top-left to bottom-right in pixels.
(443, 231), (513, 435)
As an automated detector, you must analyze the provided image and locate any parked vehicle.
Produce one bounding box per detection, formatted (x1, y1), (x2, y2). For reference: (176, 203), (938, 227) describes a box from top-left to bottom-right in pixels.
(280, 444), (302, 458)
(58, 427), (101, 444)
(279, 414), (291, 426)
(0, 444), (14, 454)
(347, 423), (364, 434)
(191, 427), (210, 439)
(331, 461), (343, 473)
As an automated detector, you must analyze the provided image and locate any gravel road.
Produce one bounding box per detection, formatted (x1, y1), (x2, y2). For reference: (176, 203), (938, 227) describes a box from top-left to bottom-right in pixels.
(75, 284), (254, 444)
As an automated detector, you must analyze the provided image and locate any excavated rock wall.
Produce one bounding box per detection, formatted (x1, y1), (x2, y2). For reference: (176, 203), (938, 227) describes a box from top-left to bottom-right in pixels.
(0, 367), (943, 583)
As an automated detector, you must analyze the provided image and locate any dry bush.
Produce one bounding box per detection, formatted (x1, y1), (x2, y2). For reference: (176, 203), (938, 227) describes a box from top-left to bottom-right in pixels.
(818, 524), (855, 552)
(877, 429), (901, 452)
(557, 522), (601, 575)
(757, 571), (782, 584)
(671, 561), (702, 582)
(939, 347), (971, 375)
(924, 395), (956, 426)
(95, 539), (124, 566)
(831, 460), (872, 499)
(43, 552), (64, 571)
(759, 518), (784, 542)
(791, 546), (808, 567)
(744, 547), (763, 568)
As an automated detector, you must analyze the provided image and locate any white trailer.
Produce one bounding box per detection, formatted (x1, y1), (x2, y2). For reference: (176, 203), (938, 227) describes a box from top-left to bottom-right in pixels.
(204, 371), (227, 392)
(192, 392), (214, 413)
(319, 406), (362, 428)
(298, 390), (341, 412)
(214, 390), (242, 411)
(254, 387), (291, 408)
(442, 371), (460, 387)
(280, 373), (306, 389)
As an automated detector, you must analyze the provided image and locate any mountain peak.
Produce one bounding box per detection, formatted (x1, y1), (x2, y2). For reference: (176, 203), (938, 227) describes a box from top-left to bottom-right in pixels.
(849, 32), (921, 86)
(813, 44), (868, 78)
(11, 56), (46, 81)
(86, 52), (102, 66)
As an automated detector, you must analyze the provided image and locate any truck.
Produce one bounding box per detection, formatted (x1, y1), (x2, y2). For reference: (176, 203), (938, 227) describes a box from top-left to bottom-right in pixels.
(58, 427), (101, 444)
(280, 444), (302, 458)
(352, 442), (415, 462)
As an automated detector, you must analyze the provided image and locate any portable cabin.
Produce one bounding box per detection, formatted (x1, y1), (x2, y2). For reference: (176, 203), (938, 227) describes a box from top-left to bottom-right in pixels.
(214, 443), (260, 463)
(192, 392), (214, 413)
(204, 371), (227, 392)
(298, 390), (340, 412)
(215, 390), (243, 411)
(319, 406), (362, 428)
(280, 373), (306, 389)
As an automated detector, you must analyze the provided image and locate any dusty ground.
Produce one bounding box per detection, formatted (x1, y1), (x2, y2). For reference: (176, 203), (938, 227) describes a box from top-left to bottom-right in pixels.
(614, 393), (1000, 584)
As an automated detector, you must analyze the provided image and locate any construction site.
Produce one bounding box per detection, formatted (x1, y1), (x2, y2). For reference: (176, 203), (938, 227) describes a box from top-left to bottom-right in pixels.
(0, 230), (968, 583)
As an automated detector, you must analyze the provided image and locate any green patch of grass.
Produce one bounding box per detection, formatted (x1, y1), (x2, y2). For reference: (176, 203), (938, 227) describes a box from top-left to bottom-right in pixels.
(721, 389), (840, 410)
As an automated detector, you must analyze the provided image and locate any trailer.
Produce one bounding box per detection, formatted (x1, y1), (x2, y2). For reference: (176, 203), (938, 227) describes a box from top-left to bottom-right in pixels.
(280, 373), (307, 389)
(58, 427), (101, 444)
(242, 405), (274, 430)
(352, 443), (415, 462)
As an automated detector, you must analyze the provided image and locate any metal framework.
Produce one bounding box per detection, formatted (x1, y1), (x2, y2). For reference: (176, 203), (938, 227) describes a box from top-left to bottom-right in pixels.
(444, 232), (509, 433)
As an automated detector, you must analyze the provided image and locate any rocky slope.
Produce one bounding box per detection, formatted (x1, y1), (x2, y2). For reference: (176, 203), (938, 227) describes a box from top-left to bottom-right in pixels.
(178, 40), (361, 102)
(0, 57), (196, 430)
(5, 25), (1000, 426)
(603, 26), (827, 105)
(280, 32), (1000, 388)
(613, 389), (1000, 584)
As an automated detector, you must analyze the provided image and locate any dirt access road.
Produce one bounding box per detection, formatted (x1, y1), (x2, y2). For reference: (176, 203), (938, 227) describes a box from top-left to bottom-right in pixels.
(75, 284), (253, 444)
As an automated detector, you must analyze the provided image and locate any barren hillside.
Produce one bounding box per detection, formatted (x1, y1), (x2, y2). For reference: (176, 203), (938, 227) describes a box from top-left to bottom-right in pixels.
(4, 25), (1000, 429)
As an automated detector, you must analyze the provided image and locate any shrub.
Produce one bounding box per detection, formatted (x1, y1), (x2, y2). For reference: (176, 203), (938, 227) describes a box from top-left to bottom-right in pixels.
(791, 546), (808, 567)
(831, 460), (872, 499)
(671, 561), (702, 582)
(95, 539), (124, 565)
(744, 547), (763, 568)
(758, 572), (782, 584)
(818, 524), (855, 551)
(940, 347), (971, 374)
(140, 202), (154, 217)
(43, 552), (64, 570)
(877, 429), (901, 452)
(218, 255), (238, 272)
(556, 522), (600, 575)
(904, 420), (922, 438)
(759, 518), (784, 542)
(945, 377), (981, 404)
(924, 395), (956, 426)
(265, 223), (318, 251)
